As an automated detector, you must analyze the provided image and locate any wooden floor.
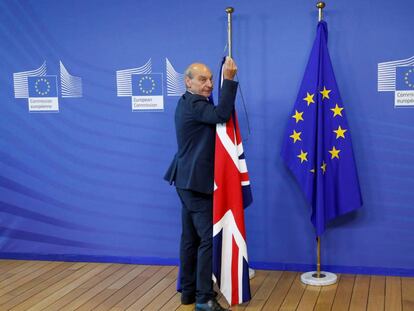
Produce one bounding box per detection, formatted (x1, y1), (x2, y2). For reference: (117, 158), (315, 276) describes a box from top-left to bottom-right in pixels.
(0, 260), (413, 310)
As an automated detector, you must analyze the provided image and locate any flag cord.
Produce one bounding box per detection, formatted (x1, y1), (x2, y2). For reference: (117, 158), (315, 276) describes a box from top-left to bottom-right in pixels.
(235, 74), (252, 141)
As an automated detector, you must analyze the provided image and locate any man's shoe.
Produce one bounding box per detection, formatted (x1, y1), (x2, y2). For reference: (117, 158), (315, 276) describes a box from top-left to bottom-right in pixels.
(181, 294), (195, 305)
(195, 299), (230, 311)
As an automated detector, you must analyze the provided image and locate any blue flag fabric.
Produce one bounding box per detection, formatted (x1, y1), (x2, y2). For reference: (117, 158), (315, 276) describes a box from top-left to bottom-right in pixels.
(28, 76), (58, 98)
(281, 21), (362, 237)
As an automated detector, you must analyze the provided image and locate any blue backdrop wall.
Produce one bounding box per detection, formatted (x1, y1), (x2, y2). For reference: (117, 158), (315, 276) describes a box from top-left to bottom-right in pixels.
(1, 0), (413, 275)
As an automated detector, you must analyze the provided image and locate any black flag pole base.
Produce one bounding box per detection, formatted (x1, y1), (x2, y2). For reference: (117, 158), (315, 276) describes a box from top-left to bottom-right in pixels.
(300, 271), (337, 286)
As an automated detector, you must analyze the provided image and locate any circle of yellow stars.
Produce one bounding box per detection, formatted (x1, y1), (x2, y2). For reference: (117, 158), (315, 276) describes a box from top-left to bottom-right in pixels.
(138, 76), (156, 94)
(404, 68), (414, 89)
(289, 86), (349, 175)
(34, 78), (51, 96)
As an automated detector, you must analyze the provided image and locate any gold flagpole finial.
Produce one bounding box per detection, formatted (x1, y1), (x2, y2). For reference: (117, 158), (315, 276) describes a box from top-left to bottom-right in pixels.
(316, 2), (326, 22)
(225, 7), (234, 58)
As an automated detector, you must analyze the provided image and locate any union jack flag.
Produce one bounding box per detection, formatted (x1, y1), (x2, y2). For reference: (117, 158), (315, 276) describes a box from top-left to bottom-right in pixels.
(213, 59), (252, 306)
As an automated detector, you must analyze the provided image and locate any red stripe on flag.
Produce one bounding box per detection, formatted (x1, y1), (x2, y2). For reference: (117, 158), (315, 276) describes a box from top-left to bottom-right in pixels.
(240, 172), (249, 182)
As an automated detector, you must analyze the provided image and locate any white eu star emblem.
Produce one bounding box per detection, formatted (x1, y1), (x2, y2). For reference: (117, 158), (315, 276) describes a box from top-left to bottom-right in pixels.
(34, 77), (51, 96)
(138, 75), (156, 95)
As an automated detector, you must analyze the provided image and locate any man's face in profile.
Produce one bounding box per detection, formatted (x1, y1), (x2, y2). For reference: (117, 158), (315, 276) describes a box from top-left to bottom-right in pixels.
(185, 64), (213, 98)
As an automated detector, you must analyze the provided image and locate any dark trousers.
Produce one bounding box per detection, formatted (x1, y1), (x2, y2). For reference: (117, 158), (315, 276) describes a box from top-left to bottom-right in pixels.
(176, 188), (214, 304)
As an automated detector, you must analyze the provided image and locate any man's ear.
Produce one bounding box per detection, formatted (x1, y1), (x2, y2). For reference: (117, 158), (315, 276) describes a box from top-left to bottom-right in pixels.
(185, 76), (192, 89)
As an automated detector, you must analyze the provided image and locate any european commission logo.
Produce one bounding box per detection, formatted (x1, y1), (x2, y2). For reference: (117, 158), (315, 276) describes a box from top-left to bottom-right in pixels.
(13, 61), (83, 112)
(116, 59), (163, 111)
(28, 76), (59, 110)
(116, 58), (186, 111)
(378, 55), (414, 107)
(131, 73), (163, 110)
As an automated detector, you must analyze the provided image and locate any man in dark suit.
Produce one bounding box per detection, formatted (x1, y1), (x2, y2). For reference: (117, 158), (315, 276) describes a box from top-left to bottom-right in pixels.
(165, 57), (238, 311)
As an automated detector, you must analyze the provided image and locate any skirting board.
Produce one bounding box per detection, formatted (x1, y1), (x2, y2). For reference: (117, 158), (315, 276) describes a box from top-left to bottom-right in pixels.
(1, 253), (413, 277)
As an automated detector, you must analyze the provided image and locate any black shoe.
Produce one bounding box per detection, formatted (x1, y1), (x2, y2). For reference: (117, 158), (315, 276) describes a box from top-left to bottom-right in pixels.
(195, 299), (230, 311)
(181, 294), (195, 305)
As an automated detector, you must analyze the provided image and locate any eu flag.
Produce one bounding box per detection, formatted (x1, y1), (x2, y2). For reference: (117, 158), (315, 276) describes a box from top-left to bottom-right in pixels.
(28, 76), (58, 98)
(396, 66), (414, 91)
(131, 74), (163, 96)
(281, 21), (362, 236)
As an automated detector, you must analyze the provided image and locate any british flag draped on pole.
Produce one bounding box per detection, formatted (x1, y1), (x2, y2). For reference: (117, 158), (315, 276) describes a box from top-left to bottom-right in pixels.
(213, 58), (252, 306)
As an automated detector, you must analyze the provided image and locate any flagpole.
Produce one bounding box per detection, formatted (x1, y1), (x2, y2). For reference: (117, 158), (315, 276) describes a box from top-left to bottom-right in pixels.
(225, 6), (255, 281)
(316, 2), (325, 280)
(225, 7), (233, 58)
(317, 1), (325, 22)
(316, 2), (324, 281)
(301, 2), (337, 286)
(316, 236), (321, 277)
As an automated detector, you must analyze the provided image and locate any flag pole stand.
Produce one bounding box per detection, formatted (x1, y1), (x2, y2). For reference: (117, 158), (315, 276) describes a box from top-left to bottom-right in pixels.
(301, 236), (337, 285)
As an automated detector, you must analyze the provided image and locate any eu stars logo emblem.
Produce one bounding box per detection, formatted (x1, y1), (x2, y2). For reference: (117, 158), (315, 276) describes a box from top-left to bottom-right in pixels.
(395, 66), (414, 107)
(131, 73), (163, 111)
(396, 66), (414, 90)
(28, 76), (59, 112)
(138, 75), (156, 95)
(34, 78), (51, 96)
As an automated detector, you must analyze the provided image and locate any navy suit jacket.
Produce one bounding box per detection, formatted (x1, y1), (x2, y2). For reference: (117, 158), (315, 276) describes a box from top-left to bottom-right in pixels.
(164, 79), (238, 194)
